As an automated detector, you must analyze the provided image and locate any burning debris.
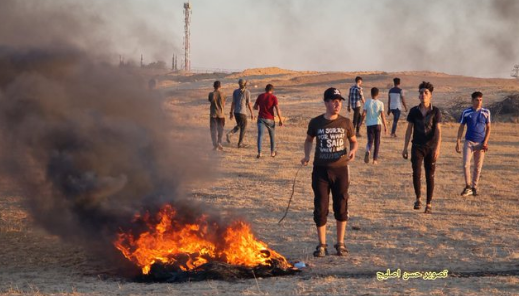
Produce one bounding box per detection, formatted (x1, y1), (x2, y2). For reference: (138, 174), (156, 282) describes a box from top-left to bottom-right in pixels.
(114, 204), (299, 282)
(0, 44), (299, 282)
(140, 260), (298, 282)
(0, 47), (298, 282)
(0, 3), (296, 282)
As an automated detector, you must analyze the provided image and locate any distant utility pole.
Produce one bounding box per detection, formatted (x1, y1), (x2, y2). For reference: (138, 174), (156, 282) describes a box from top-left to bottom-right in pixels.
(511, 64), (519, 79)
(172, 54), (179, 71)
(141, 54), (144, 68)
(183, 1), (192, 72)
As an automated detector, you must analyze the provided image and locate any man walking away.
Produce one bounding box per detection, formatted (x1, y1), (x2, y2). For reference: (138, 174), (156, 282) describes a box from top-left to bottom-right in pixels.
(254, 84), (283, 158)
(208, 80), (226, 151)
(348, 76), (365, 137)
(456, 91), (491, 197)
(402, 81), (442, 214)
(387, 77), (408, 137)
(227, 79), (254, 148)
(362, 87), (388, 164)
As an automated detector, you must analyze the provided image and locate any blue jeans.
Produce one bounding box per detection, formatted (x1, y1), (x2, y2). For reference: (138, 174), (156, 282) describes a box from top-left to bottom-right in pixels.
(390, 109), (401, 135)
(257, 118), (275, 153)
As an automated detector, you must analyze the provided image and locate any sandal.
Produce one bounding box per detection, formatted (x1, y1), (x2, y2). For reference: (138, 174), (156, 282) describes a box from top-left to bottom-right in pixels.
(334, 243), (348, 256)
(271, 151), (277, 157)
(424, 204), (432, 214)
(313, 244), (328, 257)
(413, 200), (421, 210)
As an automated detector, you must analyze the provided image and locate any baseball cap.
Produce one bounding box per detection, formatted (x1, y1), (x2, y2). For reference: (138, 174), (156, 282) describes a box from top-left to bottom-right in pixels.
(324, 87), (345, 101)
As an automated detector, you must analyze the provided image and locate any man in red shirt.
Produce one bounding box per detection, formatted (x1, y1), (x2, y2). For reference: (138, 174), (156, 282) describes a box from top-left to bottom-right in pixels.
(253, 84), (283, 158)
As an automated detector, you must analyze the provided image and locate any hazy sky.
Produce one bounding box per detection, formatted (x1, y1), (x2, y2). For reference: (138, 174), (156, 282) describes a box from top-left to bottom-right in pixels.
(2, 0), (518, 77)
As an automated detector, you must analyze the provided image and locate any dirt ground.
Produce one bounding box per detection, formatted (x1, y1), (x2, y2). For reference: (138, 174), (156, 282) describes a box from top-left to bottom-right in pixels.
(2, 70), (519, 295)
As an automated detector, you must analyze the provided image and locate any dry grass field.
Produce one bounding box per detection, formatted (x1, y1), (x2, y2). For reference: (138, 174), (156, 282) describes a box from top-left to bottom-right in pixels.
(1, 70), (519, 295)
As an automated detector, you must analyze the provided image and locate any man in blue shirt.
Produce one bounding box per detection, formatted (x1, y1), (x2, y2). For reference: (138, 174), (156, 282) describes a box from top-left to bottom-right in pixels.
(456, 91), (491, 196)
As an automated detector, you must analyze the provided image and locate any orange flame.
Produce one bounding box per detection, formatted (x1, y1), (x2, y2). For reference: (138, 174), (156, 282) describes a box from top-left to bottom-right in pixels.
(114, 204), (291, 274)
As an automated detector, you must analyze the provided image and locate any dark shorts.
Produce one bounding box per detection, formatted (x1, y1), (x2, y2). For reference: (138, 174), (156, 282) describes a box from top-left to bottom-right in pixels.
(312, 165), (350, 227)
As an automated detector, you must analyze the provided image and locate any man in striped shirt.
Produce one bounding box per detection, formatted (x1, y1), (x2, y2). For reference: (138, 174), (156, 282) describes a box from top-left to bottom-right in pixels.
(456, 92), (491, 197)
(347, 76), (365, 137)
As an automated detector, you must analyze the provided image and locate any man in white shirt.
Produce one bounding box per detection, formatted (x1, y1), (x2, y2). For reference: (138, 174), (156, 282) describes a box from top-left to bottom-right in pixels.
(387, 78), (408, 137)
(362, 87), (387, 164)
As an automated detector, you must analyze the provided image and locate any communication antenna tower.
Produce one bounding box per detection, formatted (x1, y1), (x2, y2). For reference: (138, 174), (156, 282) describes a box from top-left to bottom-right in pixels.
(183, 2), (192, 72)
(511, 64), (519, 79)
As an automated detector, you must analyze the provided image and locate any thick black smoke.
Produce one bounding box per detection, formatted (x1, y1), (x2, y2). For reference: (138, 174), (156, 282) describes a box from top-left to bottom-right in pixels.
(0, 1), (213, 269)
(0, 47), (210, 241)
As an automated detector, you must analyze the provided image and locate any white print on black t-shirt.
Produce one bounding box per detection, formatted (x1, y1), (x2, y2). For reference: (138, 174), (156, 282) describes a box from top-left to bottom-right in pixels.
(316, 127), (346, 159)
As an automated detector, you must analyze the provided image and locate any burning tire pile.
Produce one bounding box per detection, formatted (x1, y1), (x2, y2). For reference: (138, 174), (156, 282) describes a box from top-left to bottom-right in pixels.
(114, 204), (300, 282)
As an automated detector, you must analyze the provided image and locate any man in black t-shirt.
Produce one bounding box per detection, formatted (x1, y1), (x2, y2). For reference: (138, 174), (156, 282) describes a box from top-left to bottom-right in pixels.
(402, 81), (442, 214)
(302, 87), (358, 257)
